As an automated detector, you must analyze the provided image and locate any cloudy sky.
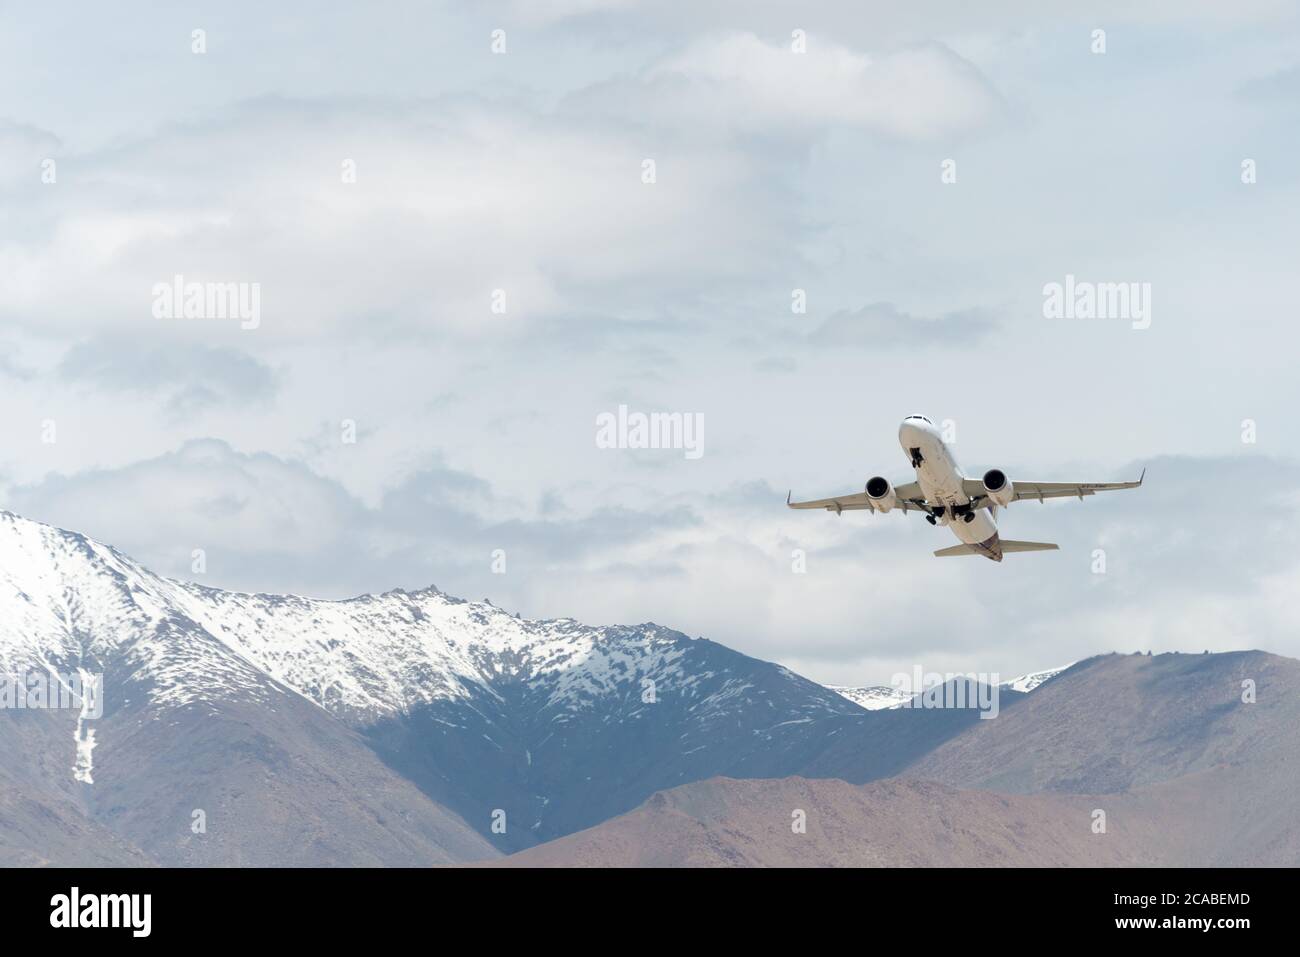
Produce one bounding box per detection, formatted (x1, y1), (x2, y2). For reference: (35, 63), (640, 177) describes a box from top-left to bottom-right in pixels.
(2, 1), (1298, 685)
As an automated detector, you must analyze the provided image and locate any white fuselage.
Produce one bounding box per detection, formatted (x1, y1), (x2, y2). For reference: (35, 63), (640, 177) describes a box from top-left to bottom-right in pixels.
(898, 417), (1002, 559)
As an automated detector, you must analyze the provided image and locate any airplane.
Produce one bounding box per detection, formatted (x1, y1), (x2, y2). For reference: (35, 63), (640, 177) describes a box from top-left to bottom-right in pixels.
(787, 414), (1144, 561)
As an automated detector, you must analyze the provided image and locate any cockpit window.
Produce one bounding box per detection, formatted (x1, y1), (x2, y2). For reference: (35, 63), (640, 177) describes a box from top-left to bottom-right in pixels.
(905, 414), (933, 425)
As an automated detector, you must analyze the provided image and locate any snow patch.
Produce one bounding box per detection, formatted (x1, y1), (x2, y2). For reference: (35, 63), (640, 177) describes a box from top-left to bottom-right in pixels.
(1000, 663), (1075, 693)
(73, 667), (99, 784)
(827, 685), (913, 710)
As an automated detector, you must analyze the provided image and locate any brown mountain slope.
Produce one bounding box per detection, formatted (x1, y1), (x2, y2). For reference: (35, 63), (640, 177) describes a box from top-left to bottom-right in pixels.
(89, 692), (505, 866)
(494, 776), (1164, 867)
(0, 741), (151, 867)
(905, 650), (1300, 794)
(0, 679), (502, 866)
(496, 768), (1299, 867)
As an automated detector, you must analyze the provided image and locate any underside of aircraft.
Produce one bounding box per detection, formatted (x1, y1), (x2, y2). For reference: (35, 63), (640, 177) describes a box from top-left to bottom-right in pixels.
(788, 415), (1144, 561)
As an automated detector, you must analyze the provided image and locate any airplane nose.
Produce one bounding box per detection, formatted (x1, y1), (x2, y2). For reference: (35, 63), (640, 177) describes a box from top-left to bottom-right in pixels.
(898, 419), (930, 446)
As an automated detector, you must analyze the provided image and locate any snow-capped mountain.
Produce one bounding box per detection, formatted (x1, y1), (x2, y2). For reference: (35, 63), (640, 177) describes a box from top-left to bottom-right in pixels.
(0, 509), (872, 859)
(0, 509), (505, 865)
(0, 508), (855, 725)
(0, 509), (294, 711)
(827, 665), (1072, 710)
(0, 509), (692, 722)
(0, 508), (1099, 864)
(11, 508), (1279, 868)
(826, 685), (914, 710)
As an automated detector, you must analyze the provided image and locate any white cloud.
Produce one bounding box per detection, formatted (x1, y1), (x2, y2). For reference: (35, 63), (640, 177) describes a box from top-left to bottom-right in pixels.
(500, 0), (639, 23)
(0, 97), (789, 342)
(10, 443), (1300, 686)
(3, 3), (1300, 692)
(0, 120), (61, 187)
(646, 33), (1003, 139)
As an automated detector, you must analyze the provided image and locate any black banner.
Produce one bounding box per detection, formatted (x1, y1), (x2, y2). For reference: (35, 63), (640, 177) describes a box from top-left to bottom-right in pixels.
(0, 866), (1286, 942)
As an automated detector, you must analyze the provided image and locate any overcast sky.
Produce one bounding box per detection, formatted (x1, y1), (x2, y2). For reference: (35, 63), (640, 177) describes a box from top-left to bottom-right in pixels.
(2, 1), (1298, 685)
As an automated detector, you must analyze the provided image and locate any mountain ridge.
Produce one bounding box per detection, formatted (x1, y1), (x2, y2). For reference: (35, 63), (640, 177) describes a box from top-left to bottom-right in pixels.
(498, 649), (1300, 866)
(0, 508), (871, 857)
(4, 507), (1289, 865)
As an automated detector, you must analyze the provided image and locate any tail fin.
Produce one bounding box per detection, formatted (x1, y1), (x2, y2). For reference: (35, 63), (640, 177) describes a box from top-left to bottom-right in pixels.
(999, 540), (1059, 553)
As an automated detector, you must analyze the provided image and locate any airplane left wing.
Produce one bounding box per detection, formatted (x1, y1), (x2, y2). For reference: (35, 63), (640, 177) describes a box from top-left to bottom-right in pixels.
(961, 469), (1144, 504)
(786, 481), (927, 514)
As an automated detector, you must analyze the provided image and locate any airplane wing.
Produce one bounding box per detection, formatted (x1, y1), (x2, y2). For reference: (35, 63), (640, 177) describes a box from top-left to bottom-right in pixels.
(786, 481), (927, 514)
(961, 469), (1144, 504)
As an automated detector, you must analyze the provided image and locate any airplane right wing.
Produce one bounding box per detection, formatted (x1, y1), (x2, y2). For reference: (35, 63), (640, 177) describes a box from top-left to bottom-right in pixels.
(786, 481), (927, 514)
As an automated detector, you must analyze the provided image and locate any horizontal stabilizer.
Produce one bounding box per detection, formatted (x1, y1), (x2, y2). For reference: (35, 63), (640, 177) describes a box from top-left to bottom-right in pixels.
(933, 539), (1059, 558)
(933, 543), (978, 557)
(1000, 540), (1059, 553)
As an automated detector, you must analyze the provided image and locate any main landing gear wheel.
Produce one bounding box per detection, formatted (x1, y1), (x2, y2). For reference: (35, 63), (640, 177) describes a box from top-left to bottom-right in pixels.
(926, 514), (937, 526)
(963, 511), (975, 523)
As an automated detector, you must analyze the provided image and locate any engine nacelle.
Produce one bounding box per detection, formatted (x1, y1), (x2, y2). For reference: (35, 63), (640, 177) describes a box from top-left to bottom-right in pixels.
(865, 475), (897, 513)
(982, 468), (1014, 508)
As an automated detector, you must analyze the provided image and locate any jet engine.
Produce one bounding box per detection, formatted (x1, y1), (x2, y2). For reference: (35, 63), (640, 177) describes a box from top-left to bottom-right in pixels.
(865, 476), (897, 513)
(982, 468), (1015, 508)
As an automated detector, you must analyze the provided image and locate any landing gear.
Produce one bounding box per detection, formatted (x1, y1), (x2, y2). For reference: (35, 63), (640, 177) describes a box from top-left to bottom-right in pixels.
(943, 503), (978, 524)
(925, 514), (937, 526)
(909, 448), (924, 468)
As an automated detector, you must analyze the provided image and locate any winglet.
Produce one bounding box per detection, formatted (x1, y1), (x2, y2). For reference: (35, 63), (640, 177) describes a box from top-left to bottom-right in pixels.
(1138, 467), (1146, 486)
(786, 490), (792, 507)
